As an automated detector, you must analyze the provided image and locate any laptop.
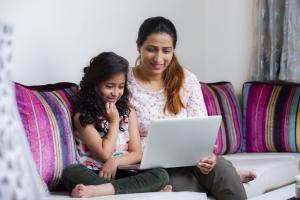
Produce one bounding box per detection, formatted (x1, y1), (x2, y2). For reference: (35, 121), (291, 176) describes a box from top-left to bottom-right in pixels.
(118, 115), (222, 170)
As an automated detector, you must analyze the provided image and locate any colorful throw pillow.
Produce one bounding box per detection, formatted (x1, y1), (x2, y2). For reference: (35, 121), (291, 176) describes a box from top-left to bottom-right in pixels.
(243, 81), (300, 152)
(201, 82), (243, 154)
(15, 82), (78, 190)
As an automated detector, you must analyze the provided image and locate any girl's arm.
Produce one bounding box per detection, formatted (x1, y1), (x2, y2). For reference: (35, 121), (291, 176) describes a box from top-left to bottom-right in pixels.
(100, 108), (142, 180)
(114, 108), (142, 165)
(74, 104), (119, 162)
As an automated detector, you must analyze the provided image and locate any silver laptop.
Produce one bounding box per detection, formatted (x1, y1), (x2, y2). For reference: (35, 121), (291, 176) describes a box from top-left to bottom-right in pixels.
(118, 116), (221, 170)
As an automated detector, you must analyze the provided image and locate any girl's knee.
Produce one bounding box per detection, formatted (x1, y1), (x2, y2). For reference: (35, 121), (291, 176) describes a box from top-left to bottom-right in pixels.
(62, 164), (83, 180)
(152, 168), (169, 186)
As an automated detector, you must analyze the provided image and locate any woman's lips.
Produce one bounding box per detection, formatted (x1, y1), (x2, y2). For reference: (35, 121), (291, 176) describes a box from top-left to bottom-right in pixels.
(151, 63), (164, 70)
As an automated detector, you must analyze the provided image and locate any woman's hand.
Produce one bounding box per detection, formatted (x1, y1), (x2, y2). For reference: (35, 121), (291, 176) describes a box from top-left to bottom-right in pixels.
(99, 157), (119, 180)
(197, 154), (217, 174)
(106, 102), (119, 123)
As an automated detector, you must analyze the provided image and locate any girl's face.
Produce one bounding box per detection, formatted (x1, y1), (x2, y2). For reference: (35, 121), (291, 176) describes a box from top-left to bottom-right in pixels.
(138, 33), (174, 76)
(98, 73), (126, 104)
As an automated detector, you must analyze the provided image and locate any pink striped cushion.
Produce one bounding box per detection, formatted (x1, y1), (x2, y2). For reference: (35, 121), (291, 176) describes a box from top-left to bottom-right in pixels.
(15, 82), (77, 190)
(243, 81), (300, 152)
(201, 82), (243, 154)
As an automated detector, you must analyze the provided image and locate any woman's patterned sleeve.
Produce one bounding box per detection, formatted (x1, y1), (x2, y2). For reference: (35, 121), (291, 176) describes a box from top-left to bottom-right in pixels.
(185, 72), (208, 117)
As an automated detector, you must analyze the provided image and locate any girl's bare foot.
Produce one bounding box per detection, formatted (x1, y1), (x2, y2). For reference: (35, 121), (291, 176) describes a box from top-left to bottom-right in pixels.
(161, 184), (172, 192)
(238, 170), (256, 183)
(71, 183), (115, 198)
(72, 184), (87, 198)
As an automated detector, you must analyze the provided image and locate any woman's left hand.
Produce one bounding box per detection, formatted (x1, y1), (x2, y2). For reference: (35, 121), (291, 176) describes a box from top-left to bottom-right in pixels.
(196, 154), (217, 174)
(99, 157), (119, 180)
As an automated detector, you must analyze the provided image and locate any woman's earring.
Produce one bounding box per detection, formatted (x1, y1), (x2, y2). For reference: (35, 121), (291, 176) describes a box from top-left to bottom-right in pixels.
(135, 55), (141, 66)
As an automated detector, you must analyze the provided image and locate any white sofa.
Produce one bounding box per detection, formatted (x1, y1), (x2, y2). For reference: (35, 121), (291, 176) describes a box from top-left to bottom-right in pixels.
(47, 152), (299, 200)
(12, 80), (300, 200)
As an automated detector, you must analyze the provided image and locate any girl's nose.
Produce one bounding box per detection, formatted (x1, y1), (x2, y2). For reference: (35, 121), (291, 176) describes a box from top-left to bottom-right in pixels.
(111, 89), (118, 96)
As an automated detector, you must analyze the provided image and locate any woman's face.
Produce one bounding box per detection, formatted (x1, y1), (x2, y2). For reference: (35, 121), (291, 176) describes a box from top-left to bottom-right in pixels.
(138, 33), (174, 76)
(98, 73), (125, 104)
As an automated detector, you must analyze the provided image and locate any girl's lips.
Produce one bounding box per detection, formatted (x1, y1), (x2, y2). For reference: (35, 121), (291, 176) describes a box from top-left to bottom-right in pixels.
(106, 98), (117, 103)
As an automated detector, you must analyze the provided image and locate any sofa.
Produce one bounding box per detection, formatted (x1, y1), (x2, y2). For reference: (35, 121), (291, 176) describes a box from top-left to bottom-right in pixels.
(14, 81), (300, 200)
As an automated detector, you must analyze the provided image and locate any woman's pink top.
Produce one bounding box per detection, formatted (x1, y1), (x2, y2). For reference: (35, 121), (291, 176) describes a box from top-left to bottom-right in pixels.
(127, 67), (207, 148)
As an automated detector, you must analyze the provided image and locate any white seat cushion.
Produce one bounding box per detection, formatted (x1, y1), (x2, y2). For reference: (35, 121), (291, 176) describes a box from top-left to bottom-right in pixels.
(47, 153), (300, 199)
(223, 153), (299, 198)
(47, 191), (207, 200)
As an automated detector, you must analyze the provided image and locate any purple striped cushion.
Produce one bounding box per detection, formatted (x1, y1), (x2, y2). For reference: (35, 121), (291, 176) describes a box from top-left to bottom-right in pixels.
(243, 82), (300, 152)
(201, 82), (243, 154)
(15, 82), (77, 190)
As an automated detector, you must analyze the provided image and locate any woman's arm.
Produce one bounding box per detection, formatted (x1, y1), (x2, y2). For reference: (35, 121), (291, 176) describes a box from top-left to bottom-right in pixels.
(186, 72), (208, 117)
(74, 104), (119, 162)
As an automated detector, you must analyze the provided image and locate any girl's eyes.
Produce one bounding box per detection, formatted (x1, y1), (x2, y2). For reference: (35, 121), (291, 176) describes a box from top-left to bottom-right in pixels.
(105, 84), (113, 89)
(105, 85), (125, 89)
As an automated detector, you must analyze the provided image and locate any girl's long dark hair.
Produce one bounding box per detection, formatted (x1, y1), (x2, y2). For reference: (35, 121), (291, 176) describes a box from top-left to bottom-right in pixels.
(74, 52), (130, 136)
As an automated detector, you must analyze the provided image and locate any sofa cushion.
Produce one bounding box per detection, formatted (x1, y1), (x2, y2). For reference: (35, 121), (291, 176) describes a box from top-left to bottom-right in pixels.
(201, 82), (243, 154)
(224, 153), (299, 198)
(243, 81), (300, 152)
(47, 191), (207, 200)
(15, 82), (78, 190)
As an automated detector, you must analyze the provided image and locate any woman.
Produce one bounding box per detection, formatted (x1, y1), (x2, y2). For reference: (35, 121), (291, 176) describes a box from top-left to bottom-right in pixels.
(127, 16), (254, 200)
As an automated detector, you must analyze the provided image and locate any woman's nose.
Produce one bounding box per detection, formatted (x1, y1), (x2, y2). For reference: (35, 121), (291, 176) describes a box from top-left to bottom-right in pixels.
(154, 52), (163, 62)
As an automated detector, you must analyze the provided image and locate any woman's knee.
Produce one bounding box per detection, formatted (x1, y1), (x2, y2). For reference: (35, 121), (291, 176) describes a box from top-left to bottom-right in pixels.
(213, 157), (247, 200)
(214, 156), (235, 174)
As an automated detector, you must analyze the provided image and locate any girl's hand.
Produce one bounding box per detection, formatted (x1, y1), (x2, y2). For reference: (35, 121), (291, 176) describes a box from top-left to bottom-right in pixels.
(99, 157), (119, 180)
(105, 102), (119, 123)
(197, 154), (217, 174)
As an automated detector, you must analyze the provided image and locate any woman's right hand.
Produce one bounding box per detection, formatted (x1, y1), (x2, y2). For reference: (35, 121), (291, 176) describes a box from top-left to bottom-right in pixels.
(105, 102), (119, 123)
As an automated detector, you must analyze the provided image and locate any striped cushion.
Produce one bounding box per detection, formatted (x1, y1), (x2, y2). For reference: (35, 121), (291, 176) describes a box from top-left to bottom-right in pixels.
(243, 82), (300, 152)
(15, 82), (77, 190)
(201, 82), (243, 155)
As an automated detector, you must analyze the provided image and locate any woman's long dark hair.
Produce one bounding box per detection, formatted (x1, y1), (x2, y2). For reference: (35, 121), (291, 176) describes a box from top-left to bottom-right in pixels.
(74, 52), (130, 136)
(136, 16), (185, 115)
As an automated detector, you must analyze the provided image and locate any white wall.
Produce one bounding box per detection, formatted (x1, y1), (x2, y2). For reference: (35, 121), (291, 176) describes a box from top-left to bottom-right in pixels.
(0, 0), (254, 94)
(204, 0), (254, 94)
(0, 0), (205, 85)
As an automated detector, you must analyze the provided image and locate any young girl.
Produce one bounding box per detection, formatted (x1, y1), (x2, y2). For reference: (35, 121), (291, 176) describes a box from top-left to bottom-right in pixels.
(62, 52), (170, 198)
